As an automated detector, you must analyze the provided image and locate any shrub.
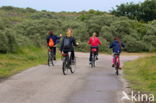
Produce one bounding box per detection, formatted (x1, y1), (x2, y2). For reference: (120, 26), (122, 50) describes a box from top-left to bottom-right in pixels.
(0, 31), (8, 53)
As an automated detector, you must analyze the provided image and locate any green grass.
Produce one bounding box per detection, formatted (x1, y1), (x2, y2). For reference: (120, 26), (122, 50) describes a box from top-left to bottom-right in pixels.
(123, 55), (156, 98)
(0, 46), (61, 79)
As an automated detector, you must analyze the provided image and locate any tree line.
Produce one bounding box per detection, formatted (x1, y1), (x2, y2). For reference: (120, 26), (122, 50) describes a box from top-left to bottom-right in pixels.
(111, 0), (156, 22)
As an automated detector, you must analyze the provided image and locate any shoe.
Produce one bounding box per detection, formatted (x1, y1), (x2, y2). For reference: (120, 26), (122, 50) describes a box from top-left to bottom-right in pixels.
(112, 64), (115, 67)
(54, 57), (56, 61)
(96, 57), (98, 60)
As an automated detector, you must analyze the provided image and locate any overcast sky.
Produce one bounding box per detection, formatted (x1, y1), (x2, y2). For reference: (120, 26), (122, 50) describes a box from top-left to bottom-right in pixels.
(0, 0), (144, 12)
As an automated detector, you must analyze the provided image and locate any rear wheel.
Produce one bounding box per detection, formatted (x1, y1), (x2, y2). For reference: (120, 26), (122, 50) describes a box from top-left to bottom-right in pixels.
(48, 52), (54, 66)
(91, 54), (95, 68)
(51, 53), (54, 66)
(115, 63), (119, 75)
(70, 58), (76, 73)
(115, 67), (119, 75)
(48, 52), (52, 66)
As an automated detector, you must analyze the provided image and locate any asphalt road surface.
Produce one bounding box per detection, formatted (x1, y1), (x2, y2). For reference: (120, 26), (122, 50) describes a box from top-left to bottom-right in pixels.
(0, 53), (138, 103)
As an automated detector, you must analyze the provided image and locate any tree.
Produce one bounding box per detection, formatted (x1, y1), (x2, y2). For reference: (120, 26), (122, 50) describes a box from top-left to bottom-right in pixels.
(111, 0), (156, 22)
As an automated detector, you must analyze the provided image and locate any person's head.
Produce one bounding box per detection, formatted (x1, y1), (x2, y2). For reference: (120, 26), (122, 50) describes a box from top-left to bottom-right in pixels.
(66, 28), (73, 37)
(114, 37), (121, 43)
(48, 30), (54, 35)
(92, 32), (97, 37)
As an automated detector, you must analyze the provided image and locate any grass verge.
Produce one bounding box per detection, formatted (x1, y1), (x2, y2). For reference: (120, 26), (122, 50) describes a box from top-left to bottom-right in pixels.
(123, 55), (156, 98)
(0, 46), (61, 79)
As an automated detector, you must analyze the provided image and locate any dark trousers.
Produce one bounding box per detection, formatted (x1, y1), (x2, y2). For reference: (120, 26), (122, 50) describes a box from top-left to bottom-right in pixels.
(89, 47), (98, 61)
(63, 50), (75, 65)
(63, 50), (75, 60)
(50, 47), (56, 57)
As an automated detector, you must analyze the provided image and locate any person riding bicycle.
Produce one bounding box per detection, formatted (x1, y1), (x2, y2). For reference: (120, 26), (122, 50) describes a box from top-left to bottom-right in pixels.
(60, 28), (77, 64)
(109, 37), (125, 69)
(47, 30), (62, 60)
(88, 32), (101, 64)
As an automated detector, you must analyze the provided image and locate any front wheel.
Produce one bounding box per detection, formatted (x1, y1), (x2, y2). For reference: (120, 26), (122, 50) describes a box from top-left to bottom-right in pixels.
(62, 60), (69, 75)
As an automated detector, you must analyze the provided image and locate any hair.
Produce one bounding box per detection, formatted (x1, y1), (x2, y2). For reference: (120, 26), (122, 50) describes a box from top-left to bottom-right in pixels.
(48, 30), (54, 35)
(92, 32), (97, 37)
(66, 28), (73, 37)
(114, 37), (121, 47)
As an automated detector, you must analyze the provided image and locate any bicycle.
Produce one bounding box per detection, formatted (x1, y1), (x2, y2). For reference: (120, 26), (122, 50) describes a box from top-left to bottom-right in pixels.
(48, 48), (54, 66)
(113, 53), (120, 75)
(62, 52), (75, 75)
(90, 48), (98, 68)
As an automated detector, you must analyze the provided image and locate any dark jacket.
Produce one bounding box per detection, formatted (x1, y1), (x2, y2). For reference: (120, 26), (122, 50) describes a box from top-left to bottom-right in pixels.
(47, 34), (61, 45)
(109, 40), (125, 53)
(60, 36), (77, 52)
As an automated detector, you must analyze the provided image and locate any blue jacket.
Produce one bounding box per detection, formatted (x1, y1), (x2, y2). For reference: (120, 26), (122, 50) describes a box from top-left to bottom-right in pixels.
(47, 34), (61, 45)
(110, 40), (125, 53)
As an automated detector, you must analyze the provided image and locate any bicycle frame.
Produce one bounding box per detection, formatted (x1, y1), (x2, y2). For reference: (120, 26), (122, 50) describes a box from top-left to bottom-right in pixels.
(114, 54), (119, 68)
(114, 54), (120, 75)
(62, 53), (70, 67)
(48, 48), (54, 66)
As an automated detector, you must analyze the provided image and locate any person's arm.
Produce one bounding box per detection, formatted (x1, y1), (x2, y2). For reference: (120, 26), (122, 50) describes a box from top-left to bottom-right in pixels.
(72, 37), (77, 46)
(56, 35), (61, 40)
(88, 37), (91, 45)
(56, 34), (62, 39)
(55, 34), (62, 44)
(121, 42), (125, 48)
(109, 42), (114, 48)
(98, 38), (102, 45)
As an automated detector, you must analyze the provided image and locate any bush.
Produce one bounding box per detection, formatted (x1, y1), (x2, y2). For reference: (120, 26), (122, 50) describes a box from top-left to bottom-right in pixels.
(0, 31), (8, 53)
(0, 29), (18, 53)
(123, 36), (147, 52)
(0, 6), (156, 53)
(76, 42), (89, 52)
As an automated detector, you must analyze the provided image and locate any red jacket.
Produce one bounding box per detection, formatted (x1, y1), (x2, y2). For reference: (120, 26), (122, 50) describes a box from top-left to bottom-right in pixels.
(88, 37), (101, 47)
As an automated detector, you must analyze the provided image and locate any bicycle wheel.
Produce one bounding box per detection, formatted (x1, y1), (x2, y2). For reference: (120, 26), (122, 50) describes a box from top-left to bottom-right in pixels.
(48, 51), (52, 66)
(70, 58), (76, 73)
(48, 51), (54, 66)
(91, 57), (95, 68)
(62, 59), (69, 75)
(115, 63), (119, 75)
(115, 67), (119, 75)
(91, 53), (96, 68)
(51, 51), (54, 66)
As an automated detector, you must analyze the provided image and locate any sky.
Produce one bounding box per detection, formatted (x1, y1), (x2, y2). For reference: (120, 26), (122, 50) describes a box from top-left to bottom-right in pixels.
(0, 0), (144, 12)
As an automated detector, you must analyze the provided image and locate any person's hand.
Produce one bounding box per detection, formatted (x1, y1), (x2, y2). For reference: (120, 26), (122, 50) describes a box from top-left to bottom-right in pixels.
(60, 51), (63, 54)
(60, 34), (62, 37)
(76, 42), (79, 46)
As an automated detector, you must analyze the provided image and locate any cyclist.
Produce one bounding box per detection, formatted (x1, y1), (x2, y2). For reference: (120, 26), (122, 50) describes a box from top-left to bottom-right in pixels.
(47, 30), (62, 60)
(60, 28), (77, 64)
(88, 32), (101, 64)
(109, 37), (125, 69)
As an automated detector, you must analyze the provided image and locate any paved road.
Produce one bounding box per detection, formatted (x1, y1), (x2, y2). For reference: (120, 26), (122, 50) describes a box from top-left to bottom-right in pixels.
(0, 53), (138, 103)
